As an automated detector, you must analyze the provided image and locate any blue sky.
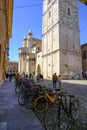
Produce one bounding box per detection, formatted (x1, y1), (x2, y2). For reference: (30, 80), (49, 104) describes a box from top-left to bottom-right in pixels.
(9, 0), (87, 61)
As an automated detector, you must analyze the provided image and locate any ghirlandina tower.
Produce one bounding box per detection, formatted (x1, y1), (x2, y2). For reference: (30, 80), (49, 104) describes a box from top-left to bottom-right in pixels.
(42, 0), (82, 79)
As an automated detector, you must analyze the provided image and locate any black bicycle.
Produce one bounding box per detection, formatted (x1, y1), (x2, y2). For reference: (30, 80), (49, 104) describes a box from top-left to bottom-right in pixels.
(18, 82), (45, 108)
(44, 92), (79, 130)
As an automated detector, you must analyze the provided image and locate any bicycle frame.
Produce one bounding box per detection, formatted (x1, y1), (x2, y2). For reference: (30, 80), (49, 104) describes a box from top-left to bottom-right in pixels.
(45, 92), (56, 103)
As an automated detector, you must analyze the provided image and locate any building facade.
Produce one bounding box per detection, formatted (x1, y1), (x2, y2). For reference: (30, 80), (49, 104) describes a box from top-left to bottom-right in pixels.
(18, 31), (42, 76)
(42, 0), (82, 79)
(8, 61), (18, 74)
(0, 0), (13, 82)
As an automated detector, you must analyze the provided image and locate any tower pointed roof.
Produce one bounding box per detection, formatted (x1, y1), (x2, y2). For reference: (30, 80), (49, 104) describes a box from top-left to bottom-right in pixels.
(28, 30), (32, 36)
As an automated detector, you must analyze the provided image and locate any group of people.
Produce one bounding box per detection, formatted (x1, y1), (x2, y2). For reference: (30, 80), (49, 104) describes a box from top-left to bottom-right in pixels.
(5, 71), (61, 90)
(5, 72), (16, 82)
(52, 73), (62, 90)
(21, 72), (35, 80)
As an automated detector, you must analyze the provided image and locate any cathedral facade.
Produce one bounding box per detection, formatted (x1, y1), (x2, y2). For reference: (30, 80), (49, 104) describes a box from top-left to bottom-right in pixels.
(18, 31), (42, 76)
(42, 0), (82, 79)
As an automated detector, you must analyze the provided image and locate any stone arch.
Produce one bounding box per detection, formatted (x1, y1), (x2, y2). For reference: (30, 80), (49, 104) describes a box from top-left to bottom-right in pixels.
(37, 64), (41, 74)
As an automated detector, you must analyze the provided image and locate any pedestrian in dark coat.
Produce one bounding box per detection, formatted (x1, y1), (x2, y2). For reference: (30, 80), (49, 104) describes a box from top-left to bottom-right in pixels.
(52, 73), (58, 88)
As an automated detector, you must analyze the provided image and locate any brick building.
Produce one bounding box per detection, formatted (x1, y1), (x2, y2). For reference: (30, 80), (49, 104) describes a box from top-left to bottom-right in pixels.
(8, 61), (18, 74)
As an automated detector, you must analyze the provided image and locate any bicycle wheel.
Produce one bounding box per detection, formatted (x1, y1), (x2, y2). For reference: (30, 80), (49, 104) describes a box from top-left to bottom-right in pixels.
(45, 107), (68, 130)
(18, 92), (25, 105)
(25, 94), (34, 109)
(34, 95), (48, 112)
(71, 100), (79, 120)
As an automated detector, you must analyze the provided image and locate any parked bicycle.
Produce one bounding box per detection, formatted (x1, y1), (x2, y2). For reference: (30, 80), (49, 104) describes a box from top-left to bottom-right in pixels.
(18, 82), (45, 108)
(44, 92), (79, 130)
(33, 87), (62, 112)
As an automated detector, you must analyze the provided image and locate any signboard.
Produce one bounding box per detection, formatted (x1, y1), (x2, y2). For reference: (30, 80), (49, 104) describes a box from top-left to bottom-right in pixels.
(80, 0), (87, 4)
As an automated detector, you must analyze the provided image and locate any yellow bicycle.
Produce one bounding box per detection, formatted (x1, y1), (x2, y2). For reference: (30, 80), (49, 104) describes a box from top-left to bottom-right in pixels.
(33, 87), (60, 112)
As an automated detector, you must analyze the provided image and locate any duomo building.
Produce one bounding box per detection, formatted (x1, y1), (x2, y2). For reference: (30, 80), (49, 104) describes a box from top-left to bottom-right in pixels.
(18, 31), (42, 76)
(18, 0), (82, 79)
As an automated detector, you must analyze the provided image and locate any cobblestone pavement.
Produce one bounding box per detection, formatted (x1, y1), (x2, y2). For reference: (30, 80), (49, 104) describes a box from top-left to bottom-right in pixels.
(0, 81), (45, 130)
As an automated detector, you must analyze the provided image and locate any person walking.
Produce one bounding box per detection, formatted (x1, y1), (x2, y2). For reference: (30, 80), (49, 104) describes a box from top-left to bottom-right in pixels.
(5, 72), (9, 81)
(37, 74), (40, 82)
(9, 72), (12, 82)
(52, 73), (58, 88)
(21, 72), (25, 78)
(57, 74), (62, 90)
